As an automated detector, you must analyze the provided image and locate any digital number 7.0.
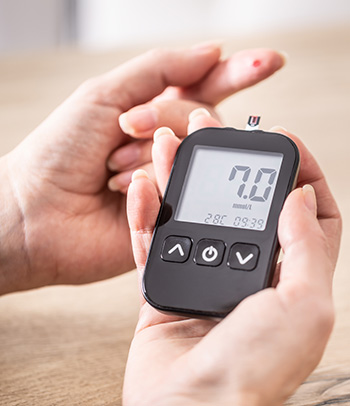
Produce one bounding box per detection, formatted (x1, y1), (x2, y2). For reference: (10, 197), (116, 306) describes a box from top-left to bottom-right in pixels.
(229, 165), (278, 202)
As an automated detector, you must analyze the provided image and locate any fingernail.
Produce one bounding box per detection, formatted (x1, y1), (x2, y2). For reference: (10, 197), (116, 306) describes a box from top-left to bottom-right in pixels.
(108, 177), (121, 192)
(108, 172), (132, 192)
(302, 184), (317, 216)
(119, 106), (158, 135)
(108, 145), (140, 171)
(269, 125), (288, 133)
(191, 40), (222, 53)
(278, 51), (289, 64)
(153, 126), (175, 141)
(189, 108), (211, 122)
(132, 169), (149, 181)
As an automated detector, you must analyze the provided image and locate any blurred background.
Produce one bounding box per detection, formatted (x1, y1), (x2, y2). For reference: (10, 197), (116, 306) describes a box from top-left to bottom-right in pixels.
(1, 0), (350, 52)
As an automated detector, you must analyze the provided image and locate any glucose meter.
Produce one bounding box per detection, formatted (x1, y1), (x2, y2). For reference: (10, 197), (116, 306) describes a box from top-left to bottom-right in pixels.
(143, 123), (300, 318)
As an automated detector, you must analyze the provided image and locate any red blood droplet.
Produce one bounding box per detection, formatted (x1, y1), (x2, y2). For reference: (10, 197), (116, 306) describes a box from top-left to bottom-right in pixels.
(252, 59), (261, 68)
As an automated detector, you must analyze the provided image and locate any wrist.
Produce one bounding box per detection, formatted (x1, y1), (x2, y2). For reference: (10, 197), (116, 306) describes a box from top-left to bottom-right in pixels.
(0, 154), (30, 295)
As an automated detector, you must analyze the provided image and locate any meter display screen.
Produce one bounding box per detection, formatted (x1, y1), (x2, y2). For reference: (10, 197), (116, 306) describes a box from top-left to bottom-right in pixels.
(175, 146), (283, 231)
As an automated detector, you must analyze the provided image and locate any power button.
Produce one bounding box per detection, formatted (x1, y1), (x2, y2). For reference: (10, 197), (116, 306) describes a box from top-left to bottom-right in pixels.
(194, 239), (225, 267)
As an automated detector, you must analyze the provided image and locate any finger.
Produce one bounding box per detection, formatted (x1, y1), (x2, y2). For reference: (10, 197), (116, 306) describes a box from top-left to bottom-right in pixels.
(127, 169), (187, 328)
(127, 170), (160, 301)
(118, 49), (284, 139)
(270, 127), (338, 219)
(118, 99), (219, 138)
(276, 185), (336, 346)
(108, 162), (155, 193)
(110, 99), (210, 170)
(107, 139), (153, 172)
(182, 48), (286, 105)
(152, 127), (181, 195)
(111, 108), (222, 193)
(75, 43), (221, 113)
(277, 186), (334, 299)
(151, 110), (222, 195)
(270, 126), (342, 265)
(187, 108), (222, 134)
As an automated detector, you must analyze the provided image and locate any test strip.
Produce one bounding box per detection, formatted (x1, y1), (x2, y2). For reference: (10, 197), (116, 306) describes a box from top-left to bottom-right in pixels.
(245, 115), (261, 131)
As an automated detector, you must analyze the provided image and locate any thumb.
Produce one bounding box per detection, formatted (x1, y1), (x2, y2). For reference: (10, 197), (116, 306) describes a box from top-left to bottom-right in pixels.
(277, 185), (333, 298)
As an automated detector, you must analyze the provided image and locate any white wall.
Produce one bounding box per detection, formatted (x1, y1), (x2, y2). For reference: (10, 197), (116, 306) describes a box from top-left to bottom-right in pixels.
(0, 0), (75, 54)
(76, 0), (350, 50)
(1, 0), (350, 53)
(76, 0), (217, 50)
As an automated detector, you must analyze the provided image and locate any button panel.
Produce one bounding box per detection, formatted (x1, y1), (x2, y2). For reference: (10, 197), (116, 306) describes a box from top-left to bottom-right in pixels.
(161, 236), (260, 271)
(194, 239), (225, 267)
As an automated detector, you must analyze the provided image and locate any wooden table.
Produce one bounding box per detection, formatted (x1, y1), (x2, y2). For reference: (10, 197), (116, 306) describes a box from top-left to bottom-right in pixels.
(1, 27), (350, 405)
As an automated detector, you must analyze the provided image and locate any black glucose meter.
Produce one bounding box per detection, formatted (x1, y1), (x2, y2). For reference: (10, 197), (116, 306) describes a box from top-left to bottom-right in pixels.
(143, 122), (300, 318)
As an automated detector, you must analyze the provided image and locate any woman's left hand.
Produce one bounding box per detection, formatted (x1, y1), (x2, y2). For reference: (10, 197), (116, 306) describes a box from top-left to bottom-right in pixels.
(124, 111), (342, 406)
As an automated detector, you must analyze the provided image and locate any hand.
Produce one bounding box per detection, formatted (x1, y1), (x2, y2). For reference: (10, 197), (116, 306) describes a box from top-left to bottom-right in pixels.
(0, 44), (285, 294)
(124, 111), (342, 406)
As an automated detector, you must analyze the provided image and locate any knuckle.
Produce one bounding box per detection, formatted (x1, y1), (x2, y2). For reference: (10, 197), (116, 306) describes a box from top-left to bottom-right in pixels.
(317, 301), (335, 335)
(74, 76), (102, 98)
(282, 282), (335, 338)
(308, 296), (335, 338)
(282, 280), (309, 304)
(145, 47), (169, 61)
(78, 76), (99, 92)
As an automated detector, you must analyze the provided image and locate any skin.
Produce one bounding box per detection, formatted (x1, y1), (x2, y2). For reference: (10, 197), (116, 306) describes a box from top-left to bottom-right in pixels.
(0, 45), (285, 295)
(124, 113), (342, 406)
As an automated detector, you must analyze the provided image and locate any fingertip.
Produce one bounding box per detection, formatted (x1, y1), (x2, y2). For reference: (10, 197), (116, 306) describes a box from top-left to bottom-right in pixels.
(190, 40), (222, 62)
(119, 112), (135, 136)
(188, 108), (221, 134)
(127, 172), (160, 234)
(107, 158), (117, 172)
(269, 125), (288, 134)
(277, 187), (333, 299)
(188, 107), (211, 122)
(152, 127), (181, 195)
(226, 48), (285, 92)
(127, 169), (151, 199)
(267, 49), (287, 72)
(108, 177), (120, 192)
(131, 169), (149, 182)
(302, 184), (317, 216)
(191, 40), (223, 53)
(108, 171), (133, 192)
(278, 50), (289, 65)
(119, 107), (158, 137)
(153, 126), (176, 141)
(256, 48), (286, 72)
(279, 187), (320, 251)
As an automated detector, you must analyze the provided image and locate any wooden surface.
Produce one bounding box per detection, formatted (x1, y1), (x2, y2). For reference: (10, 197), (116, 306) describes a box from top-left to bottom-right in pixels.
(0, 27), (350, 405)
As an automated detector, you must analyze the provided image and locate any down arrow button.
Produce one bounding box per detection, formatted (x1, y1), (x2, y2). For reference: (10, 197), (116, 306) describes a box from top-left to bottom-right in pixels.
(228, 243), (259, 271)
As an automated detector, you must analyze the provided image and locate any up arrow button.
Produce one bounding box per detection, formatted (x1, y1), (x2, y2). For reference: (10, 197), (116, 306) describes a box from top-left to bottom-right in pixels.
(228, 243), (259, 271)
(161, 236), (192, 263)
(168, 243), (185, 257)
